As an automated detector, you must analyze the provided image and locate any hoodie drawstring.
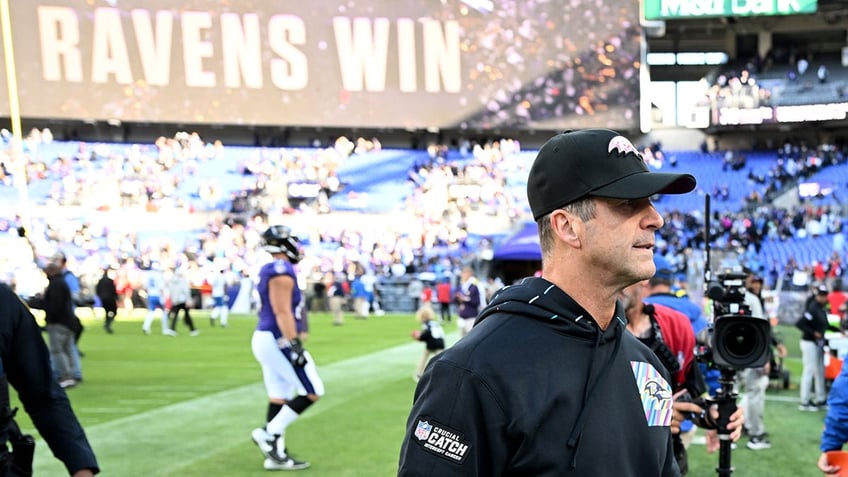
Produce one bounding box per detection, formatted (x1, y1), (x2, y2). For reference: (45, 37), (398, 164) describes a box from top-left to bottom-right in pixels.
(566, 322), (623, 469)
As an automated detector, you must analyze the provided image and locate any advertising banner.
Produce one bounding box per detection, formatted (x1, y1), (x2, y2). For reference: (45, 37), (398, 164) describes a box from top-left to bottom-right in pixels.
(643, 0), (817, 20)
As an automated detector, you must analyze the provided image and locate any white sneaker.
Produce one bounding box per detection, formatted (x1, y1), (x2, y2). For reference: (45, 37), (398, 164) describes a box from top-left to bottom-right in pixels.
(746, 435), (772, 450)
(190, 329), (200, 336)
(251, 428), (274, 456)
(263, 456), (310, 470)
(251, 428), (287, 462)
(164, 329), (177, 336)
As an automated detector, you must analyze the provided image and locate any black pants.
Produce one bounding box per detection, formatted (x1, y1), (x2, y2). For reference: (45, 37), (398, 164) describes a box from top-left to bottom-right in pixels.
(169, 303), (196, 331)
(103, 305), (117, 330)
(439, 302), (451, 322)
(673, 433), (688, 475)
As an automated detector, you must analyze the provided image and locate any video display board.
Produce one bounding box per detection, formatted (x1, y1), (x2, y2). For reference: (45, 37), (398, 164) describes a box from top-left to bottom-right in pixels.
(0, 0), (642, 131)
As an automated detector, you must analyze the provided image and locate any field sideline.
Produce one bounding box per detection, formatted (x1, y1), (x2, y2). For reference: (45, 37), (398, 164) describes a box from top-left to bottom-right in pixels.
(12, 309), (834, 476)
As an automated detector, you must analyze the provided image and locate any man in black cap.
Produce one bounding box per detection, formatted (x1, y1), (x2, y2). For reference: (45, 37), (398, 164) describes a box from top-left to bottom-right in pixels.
(398, 129), (735, 476)
(739, 269), (786, 449)
(798, 284), (842, 411)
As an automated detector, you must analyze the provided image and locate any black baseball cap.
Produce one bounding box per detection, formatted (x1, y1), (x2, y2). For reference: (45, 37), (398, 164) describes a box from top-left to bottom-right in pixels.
(527, 129), (696, 220)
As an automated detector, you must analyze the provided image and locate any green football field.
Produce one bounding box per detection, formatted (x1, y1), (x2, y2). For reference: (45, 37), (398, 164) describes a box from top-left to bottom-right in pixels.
(12, 309), (833, 476)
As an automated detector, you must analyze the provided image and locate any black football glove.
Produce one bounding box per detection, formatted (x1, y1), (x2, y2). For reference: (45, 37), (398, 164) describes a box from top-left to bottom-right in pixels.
(289, 338), (308, 367)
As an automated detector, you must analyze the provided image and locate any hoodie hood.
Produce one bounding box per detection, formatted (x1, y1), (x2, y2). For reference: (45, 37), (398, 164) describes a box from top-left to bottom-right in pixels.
(477, 276), (627, 340)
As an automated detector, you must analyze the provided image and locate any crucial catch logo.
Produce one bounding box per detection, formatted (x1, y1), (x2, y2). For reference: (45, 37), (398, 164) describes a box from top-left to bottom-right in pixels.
(413, 417), (471, 464)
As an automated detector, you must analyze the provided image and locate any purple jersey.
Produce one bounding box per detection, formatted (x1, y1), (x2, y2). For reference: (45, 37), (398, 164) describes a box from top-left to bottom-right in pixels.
(256, 259), (303, 338)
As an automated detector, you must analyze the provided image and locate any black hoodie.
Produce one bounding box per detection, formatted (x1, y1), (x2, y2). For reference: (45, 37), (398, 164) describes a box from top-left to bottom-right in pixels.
(0, 283), (100, 474)
(398, 277), (679, 477)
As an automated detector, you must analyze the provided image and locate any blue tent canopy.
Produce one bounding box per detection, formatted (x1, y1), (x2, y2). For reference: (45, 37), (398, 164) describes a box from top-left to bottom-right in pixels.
(492, 221), (541, 261)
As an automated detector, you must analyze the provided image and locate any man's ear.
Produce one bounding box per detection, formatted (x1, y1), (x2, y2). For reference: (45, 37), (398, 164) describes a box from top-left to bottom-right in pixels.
(551, 209), (582, 249)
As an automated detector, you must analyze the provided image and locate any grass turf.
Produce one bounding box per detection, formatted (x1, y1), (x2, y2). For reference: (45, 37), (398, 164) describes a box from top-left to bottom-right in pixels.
(12, 310), (832, 476)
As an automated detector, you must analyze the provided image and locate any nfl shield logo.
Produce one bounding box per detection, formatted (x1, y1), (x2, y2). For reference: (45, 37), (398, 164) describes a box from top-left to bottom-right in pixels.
(414, 420), (432, 441)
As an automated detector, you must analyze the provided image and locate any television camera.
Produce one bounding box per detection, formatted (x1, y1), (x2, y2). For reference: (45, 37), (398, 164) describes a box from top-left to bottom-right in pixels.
(696, 194), (774, 477)
(700, 270), (772, 371)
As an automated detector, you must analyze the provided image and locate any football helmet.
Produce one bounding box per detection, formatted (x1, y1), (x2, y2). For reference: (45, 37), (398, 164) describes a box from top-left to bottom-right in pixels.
(261, 225), (303, 263)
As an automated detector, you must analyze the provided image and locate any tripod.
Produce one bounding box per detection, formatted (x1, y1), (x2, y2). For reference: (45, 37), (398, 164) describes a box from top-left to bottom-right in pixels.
(713, 368), (740, 476)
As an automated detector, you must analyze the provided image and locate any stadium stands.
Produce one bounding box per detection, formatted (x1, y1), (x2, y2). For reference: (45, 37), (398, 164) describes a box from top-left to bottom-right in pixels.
(649, 150), (777, 214)
(329, 149), (429, 212)
(3, 129), (848, 309)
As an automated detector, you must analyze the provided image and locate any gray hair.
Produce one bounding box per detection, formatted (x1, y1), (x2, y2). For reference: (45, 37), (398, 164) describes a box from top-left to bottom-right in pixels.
(537, 197), (597, 257)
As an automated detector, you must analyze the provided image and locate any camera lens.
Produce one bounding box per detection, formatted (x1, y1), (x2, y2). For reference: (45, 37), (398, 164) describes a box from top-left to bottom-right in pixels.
(713, 314), (771, 369)
(723, 322), (759, 357)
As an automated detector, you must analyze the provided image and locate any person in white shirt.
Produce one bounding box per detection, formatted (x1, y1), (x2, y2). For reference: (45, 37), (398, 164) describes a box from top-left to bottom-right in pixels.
(210, 269), (229, 327)
(142, 263), (174, 335)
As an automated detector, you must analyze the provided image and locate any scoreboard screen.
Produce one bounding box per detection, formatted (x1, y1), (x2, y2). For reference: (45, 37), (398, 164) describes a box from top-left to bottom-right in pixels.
(0, 0), (642, 131)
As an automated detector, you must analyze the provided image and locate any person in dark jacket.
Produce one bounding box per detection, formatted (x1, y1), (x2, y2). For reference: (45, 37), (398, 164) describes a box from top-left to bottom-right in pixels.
(31, 263), (78, 389)
(0, 283), (99, 476)
(454, 266), (481, 338)
(797, 285), (842, 411)
(398, 128), (703, 476)
(95, 268), (118, 334)
(53, 253), (84, 382)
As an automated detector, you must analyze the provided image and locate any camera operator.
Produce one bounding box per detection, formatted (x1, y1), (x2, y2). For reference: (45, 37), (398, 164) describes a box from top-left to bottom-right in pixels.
(645, 256), (721, 448)
(0, 282), (99, 476)
(797, 285), (842, 411)
(622, 280), (744, 475)
(738, 270), (787, 450)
